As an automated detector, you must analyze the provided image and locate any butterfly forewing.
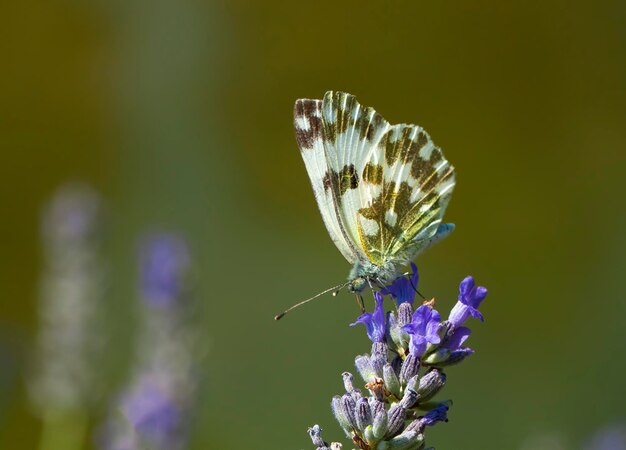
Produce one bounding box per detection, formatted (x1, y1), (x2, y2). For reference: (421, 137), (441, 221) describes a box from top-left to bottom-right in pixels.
(294, 98), (361, 264)
(320, 92), (392, 264)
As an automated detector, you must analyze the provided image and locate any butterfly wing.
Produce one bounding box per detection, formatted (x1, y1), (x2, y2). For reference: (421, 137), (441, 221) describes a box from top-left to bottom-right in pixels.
(318, 91), (391, 264)
(294, 98), (363, 264)
(358, 122), (456, 262)
(294, 91), (455, 269)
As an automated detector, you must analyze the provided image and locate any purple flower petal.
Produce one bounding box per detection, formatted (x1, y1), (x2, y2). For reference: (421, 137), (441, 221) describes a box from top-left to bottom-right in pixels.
(443, 326), (471, 351)
(402, 304), (442, 357)
(121, 378), (181, 445)
(381, 263), (419, 305)
(139, 235), (190, 308)
(419, 403), (449, 428)
(448, 276), (488, 327)
(350, 291), (387, 343)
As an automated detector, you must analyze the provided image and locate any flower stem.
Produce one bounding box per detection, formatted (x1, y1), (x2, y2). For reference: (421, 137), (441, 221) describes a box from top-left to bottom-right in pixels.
(38, 410), (88, 450)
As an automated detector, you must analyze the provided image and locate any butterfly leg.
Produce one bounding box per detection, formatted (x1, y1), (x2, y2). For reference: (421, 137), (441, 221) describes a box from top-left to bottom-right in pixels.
(355, 294), (365, 313)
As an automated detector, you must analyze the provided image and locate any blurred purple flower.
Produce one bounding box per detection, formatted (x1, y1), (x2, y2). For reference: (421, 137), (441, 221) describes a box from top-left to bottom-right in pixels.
(121, 377), (182, 449)
(350, 291), (387, 343)
(402, 304), (441, 357)
(585, 423), (626, 450)
(41, 183), (101, 244)
(381, 263), (419, 305)
(139, 235), (190, 307)
(448, 276), (487, 327)
(99, 233), (200, 450)
(30, 183), (105, 414)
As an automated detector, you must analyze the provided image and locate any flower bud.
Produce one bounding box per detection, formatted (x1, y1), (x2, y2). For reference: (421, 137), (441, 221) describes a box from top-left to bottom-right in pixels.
(372, 409), (388, 440)
(369, 398), (385, 418)
(435, 348), (474, 367)
(341, 394), (357, 429)
(308, 425), (326, 447)
(371, 342), (388, 358)
(416, 370), (446, 402)
(371, 352), (386, 379)
(355, 355), (376, 383)
(342, 372), (355, 393)
(363, 424), (375, 444)
(397, 302), (413, 326)
(355, 397), (372, 432)
(331, 396), (352, 435)
(386, 430), (425, 449)
(389, 303), (413, 352)
(383, 364), (401, 398)
(386, 403), (406, 437)
(399, 354), (420, 385)
(422, 348), (451, 365)
(404, 375), (418, 394)
(350, 388), (364, 404)
(400, 388), (418, 409)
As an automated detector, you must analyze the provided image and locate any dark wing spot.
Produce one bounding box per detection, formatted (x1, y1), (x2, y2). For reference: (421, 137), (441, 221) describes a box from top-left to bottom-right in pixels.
(362, 163), (383, 185)
(385, 126), (419, 166)
(410, 157), (436, 183)
(339, 164), (359, 195)
(336, 92), (358, 135)
(429, 146), (443, 164)
(294, 100), (323, 150)
(366, 111), (387, 142)
(322, 170), (335, 192)
(416, 131), (428, 148)
(410, 145), (444, 183)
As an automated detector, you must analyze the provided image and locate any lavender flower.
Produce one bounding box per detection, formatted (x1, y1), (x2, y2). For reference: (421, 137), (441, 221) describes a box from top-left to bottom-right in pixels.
(402, 304), (442, 357)
(442, 326), (471, 351)
(29, 184), (106, 448)
(585, 423), (626, 450)
(448, 276), (487, 327)
(139, 235), (190, 307)
(381, 263), (419, 305)
(100, 234), (202, 450)
(350, 291), (387, 343)
(118, 376), (183, 448)
(309, 269), (489, 450)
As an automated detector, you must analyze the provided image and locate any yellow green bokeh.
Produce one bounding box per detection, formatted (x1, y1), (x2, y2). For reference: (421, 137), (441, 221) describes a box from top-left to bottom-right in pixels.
(1, 1), (625, 448)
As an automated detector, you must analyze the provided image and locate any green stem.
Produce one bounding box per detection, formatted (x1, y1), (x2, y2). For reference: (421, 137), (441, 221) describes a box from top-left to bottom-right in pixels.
(38, 409), (88, 450)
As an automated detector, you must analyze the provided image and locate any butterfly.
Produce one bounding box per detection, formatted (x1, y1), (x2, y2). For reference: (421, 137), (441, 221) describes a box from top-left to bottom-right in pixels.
(275, 91), (455, 319)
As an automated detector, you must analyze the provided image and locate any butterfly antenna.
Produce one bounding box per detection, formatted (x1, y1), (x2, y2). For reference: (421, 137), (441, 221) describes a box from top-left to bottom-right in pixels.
(274, 282), (349, 321)
(408, 276), (426, 300)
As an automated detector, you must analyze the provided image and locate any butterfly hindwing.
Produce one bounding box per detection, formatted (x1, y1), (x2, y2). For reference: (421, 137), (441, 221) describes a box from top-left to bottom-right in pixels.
(295, 91), (455, 272)
(364, 123), (455, 261)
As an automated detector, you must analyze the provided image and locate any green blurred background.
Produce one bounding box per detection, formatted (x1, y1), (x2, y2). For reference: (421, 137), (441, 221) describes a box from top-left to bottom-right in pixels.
(1, 0), (625, 448)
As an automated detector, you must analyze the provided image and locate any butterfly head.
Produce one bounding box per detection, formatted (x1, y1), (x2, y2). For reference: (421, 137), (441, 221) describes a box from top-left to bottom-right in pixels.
(347, 276), (368, 294)
(348, 260), (399, 293)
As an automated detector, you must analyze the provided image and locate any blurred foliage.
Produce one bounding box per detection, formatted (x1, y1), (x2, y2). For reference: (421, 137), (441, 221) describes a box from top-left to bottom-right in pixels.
(1, 0), (625, 449)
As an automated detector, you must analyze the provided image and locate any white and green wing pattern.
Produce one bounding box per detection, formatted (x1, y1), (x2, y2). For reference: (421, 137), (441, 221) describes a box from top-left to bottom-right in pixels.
(294, 98), (364, 264)
(294, 91), (455, 269)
